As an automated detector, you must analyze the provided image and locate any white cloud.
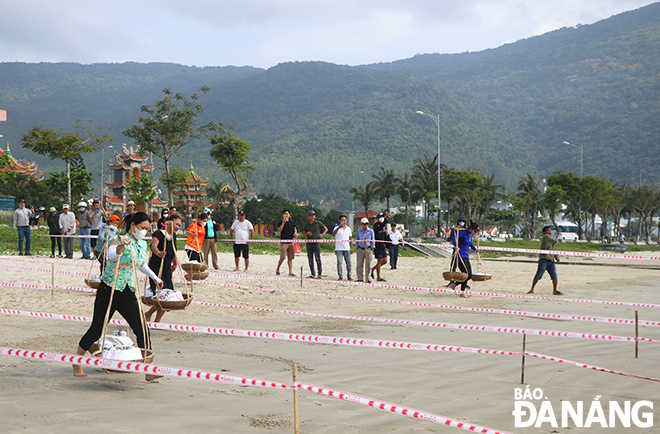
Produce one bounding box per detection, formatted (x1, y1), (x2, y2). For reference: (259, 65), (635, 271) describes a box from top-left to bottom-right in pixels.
(0, 0), (656, 67)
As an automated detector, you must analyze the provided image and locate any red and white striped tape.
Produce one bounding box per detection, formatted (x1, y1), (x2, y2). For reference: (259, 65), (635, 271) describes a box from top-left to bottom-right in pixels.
(37, 234), (98, 238)
(4, 255), (660, 310)
(1, 264), (657, 330)
(4, 309), (659, 383)
(525, 351), (660, 382)
(184, 278), (660, 328)
(193, 300), (660, 344)
(0, 308), (518, 356)
(0, 346), (512, 434)
(296, 382), (515, 434)
(0, 346), (293, 388)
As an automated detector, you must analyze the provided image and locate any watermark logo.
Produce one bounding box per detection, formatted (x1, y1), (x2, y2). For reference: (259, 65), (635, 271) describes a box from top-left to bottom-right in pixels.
(512, 386), (653, 428)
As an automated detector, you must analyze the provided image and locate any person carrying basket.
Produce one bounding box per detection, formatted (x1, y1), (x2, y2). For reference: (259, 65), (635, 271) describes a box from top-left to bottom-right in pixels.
(449, 218), (480, 298)
(72, 212), (163, 380)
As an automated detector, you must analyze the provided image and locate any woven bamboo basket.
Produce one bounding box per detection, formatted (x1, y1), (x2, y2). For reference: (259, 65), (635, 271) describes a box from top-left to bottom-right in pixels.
(140, 293), (193, 310)
(84, 278), (101, 289)
(471, 272), (492, 282)
(181, 263), (208, 273)
(185, 271), (209, 281)
(443, 271), (468, 282)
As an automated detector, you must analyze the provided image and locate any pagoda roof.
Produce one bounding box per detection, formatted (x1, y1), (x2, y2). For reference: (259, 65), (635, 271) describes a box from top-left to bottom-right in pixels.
(0, 145), (46, 181)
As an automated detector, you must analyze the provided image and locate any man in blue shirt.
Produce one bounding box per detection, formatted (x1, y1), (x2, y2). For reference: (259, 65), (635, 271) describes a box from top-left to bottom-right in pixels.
(355, 218), (375, 282)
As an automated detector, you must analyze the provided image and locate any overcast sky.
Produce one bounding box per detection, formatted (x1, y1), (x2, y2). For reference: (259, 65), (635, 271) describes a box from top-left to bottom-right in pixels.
(0, 0), (657, 69)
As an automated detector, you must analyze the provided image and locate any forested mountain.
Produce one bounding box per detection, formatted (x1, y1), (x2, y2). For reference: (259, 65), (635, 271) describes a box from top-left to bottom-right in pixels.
(1, 2), (659, 208)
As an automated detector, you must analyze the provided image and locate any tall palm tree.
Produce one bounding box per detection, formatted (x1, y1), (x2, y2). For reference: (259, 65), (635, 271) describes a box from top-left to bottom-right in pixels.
(349, 182), (377, 214)
(478, 173), (505, 226)
(396, 172), (414, 232)
(516, 173), (543, 239)
(371, 167), (398, 212)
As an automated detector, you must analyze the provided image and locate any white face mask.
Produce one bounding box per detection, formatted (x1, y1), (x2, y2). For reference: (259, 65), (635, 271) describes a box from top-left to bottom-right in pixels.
(458, 221), (465, 227)
(133, 228), (148, 240)
(378, 217), (384, 223)
(79, 208), (86, 212)
(107, 225), (117, 234)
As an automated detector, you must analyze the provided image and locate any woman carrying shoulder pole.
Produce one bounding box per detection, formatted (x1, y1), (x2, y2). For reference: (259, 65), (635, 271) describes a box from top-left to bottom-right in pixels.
(72, 212), (163, 381)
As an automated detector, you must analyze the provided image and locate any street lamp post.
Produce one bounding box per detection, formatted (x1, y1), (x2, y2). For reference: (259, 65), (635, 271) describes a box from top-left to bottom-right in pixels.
(100, 145), (113, 200)
(563, 141), (583, 239)
(415, 111), (441, 233)
(351, 170), (364, 213)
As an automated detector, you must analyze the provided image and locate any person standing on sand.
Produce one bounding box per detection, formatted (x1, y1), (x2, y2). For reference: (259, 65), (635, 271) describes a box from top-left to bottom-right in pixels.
(527, 225), (563, 295)
(229, 211), (254, 272)
(303, 210), (327, 279)
(276, 209), (297, 276)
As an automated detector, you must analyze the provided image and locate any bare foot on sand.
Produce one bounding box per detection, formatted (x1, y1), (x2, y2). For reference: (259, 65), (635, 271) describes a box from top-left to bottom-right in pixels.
(73, 365), (88, 377)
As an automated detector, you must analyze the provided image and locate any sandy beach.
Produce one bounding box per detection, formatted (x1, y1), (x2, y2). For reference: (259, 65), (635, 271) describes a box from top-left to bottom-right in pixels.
(1, 250), (659, 433)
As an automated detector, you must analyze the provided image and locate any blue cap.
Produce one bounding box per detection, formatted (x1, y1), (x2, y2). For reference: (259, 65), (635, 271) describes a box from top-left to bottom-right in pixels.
(458, 216), (466, 222)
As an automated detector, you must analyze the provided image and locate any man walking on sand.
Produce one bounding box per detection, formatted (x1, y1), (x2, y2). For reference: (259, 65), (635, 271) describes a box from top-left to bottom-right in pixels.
(527, 225), (563, 295)
(230, 211), (254, 272)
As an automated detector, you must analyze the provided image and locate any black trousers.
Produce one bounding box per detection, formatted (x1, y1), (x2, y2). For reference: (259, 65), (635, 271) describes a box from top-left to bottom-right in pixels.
(78, 281), (150, 351)
(186, 250), (201, 262)
(306, 243), (322, 276)
(149, 257), (174, 291)
(51, 236), (62, 256)
(90, 229), (99, 250)
(450, 255), (472, 292)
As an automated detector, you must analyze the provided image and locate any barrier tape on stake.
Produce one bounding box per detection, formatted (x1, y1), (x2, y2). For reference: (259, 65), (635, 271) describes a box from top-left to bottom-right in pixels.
(3, 256), (660, 310)
(193, 300), (660, 344)
(296, 382), (514, 434)
(0, 346), (292, 388)
(525, 351), (660, 383)
(0, 346), (511, 434)
(3, 309), (659, 382)
(184, 278), (660, 327)
(2, 265), (659, 329)
(0, 309), (519, 356)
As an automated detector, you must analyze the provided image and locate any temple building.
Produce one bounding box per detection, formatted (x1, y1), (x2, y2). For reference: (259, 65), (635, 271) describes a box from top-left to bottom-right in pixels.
(172, 163), (211, 221)
(0, 144), (46, 181)
(102, 144), (167, 219)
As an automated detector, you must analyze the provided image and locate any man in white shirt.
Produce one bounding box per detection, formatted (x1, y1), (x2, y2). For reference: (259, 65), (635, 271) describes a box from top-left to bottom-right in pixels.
(332, 214), (353, 280)
(388, 223), (405, 269)
(59, 204), (76, 259)
(229, 211), (254, 272)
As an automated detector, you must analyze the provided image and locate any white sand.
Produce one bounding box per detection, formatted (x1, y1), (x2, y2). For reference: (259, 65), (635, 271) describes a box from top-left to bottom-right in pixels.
(1, 251), (659, 433)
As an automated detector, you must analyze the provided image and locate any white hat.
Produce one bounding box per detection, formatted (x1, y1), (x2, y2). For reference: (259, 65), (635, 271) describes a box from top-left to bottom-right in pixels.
(361, 217), (369, 224)
(127, 200), (135, 206)
(63, 204), (70, 209)
(78, 201), (87, 208)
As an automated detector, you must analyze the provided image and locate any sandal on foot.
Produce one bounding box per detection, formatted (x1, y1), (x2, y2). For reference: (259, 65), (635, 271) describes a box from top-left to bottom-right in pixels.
(526, 290), (534, 294)
(553, 291), (563, 295)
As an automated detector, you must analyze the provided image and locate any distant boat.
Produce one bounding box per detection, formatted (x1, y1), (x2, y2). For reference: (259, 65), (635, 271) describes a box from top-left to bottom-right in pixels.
(601, 245), (627, 253)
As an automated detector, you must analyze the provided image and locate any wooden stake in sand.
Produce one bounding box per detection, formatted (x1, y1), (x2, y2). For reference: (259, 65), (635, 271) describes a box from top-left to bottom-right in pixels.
(520, 333), (526, 384)
(37, 221), (41, 255)
(51, 263), (55, 299)
(293, 362), (299, 434)
(300, 266), (303, 287)
(635, 310), (639, 359)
